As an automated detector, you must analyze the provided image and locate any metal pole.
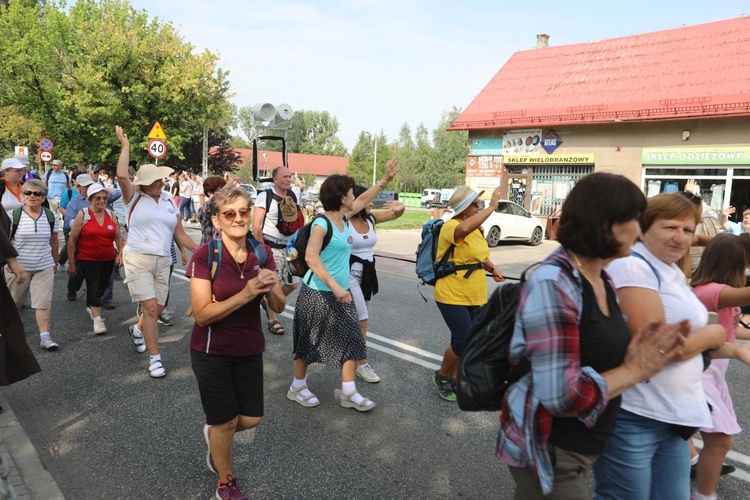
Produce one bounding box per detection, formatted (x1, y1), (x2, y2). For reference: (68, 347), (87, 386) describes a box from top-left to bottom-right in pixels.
(372, 136), (378, 185)
(202, 124), (208, 178)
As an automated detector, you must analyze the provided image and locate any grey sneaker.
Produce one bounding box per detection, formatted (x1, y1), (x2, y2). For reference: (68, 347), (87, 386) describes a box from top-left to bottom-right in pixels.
(356, 362), (381, 383)
(158, 312), (174, 326)
(434, 371), (457, 402)
(40, 337), (59, 351)
(203, 424), (217, 474)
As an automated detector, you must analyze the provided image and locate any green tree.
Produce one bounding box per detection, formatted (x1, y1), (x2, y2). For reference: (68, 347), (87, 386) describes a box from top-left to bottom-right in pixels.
(0, 0), (233, 166)
(431, 107), (468, 188)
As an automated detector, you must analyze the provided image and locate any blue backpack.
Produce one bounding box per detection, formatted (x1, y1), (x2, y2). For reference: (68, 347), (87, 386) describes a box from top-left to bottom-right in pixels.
(415, 219), (484, 292)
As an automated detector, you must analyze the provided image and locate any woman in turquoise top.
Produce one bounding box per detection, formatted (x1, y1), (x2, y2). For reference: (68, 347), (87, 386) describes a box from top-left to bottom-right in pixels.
(288, 159), (398, 412)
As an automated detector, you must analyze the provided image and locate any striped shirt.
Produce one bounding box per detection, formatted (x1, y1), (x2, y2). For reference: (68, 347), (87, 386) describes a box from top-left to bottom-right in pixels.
(11, 208), (59, 271)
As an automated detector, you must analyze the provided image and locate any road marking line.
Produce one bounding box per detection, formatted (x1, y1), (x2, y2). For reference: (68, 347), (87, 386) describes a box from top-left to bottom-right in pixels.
(178, 270), (750, 480)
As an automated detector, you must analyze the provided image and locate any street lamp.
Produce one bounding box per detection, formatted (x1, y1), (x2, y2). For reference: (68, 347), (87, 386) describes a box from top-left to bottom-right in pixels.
(364, 131), (378, 186)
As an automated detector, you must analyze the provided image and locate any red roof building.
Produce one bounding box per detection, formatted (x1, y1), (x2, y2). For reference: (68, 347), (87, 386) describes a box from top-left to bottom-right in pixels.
(449, 17), (750, 220)
(227, 148), (348, 177)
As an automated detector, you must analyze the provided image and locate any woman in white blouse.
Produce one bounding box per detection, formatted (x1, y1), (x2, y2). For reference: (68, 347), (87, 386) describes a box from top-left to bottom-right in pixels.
(115, 126), (197, 378)
(593, 193), (730, 499)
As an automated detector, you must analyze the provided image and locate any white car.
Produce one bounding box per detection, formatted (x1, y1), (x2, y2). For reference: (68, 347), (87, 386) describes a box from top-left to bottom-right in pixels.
(239, 183), (258, 203)
(442, 200), (545, 247)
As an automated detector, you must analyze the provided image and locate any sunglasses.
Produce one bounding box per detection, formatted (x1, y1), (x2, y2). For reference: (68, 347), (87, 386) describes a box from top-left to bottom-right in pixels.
(23, 190), (44, 197)
(218, 208), (251, 220)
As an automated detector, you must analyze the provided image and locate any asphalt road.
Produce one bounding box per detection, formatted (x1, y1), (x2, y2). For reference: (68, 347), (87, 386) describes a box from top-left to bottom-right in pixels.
(4, 228), (750, 499)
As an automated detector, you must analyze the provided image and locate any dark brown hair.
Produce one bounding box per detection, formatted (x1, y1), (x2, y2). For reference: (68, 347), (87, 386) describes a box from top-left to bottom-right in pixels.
(319, 174), (355, 211)
(202, 176), (227, 197)
(691, 233), (748, 288)
(557, 172), (646, 259)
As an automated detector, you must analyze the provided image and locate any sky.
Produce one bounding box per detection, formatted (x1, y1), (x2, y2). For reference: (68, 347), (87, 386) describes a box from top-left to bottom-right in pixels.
(128, 0), (748, 153)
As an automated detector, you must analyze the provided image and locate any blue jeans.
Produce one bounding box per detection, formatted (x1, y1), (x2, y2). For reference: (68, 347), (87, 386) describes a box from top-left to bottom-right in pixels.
(179, 197), (192, 220)
(593, 409), (690, 500)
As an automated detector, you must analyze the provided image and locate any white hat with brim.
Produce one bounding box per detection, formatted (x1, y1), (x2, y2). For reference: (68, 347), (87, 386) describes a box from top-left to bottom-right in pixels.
(133, 164), (174, 186)
(87, 183), (106, 199)
(76, 174), (94, 187)
(2, 158), (23, 170)
(449, 185), (485, 216)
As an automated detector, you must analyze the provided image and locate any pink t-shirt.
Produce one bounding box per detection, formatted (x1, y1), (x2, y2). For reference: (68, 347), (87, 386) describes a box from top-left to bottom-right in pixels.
(186, 240), (275, 356)
(692, 282), (737, 343)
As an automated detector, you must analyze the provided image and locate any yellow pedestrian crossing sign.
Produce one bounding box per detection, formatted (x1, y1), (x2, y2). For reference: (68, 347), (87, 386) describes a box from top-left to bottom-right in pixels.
(148, 121), (167, 140)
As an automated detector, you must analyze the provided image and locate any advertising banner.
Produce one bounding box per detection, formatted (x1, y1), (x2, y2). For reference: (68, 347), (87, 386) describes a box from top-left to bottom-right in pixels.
(502, 129), (542, 155)
(642, 147), (750, 165)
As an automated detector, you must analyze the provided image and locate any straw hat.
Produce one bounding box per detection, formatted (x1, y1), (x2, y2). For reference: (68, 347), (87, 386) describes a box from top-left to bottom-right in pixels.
(133, 164), (174, 186)
(448, 186), (484, 216)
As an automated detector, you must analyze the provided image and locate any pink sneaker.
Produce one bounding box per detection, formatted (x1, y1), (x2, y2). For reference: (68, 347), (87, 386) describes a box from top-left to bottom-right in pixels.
(215, 477), (248, 500)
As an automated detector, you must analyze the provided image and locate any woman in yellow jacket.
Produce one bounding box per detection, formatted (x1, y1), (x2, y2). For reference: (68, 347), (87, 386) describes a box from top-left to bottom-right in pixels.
(434, 185), (505, 401)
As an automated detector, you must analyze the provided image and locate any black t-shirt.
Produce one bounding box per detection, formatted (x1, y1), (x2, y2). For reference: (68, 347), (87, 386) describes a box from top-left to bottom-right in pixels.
(547, 273), (631, 455)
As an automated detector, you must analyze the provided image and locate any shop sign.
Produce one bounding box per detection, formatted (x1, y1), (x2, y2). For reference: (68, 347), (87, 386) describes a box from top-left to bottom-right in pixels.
(504, 154), (595, 164)
(465, 156), (503, 177)
(470, 138), (504, 156)
(642, 147), (750, 165)
(542, 131), (562, 154)
(502, 129), (542, 155)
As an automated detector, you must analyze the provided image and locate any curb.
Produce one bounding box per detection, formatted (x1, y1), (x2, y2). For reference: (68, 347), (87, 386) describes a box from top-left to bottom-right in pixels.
(0, 391), (65, 500)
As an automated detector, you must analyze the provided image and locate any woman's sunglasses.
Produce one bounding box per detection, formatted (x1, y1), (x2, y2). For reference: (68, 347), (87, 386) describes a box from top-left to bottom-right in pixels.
(23, 190), (44, 197)
(218, 208), (251, 220)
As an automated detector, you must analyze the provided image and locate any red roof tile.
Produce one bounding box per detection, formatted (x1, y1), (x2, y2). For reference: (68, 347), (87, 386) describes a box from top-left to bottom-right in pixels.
(450, 16), (750, 130)
(212, 148), (348, 176)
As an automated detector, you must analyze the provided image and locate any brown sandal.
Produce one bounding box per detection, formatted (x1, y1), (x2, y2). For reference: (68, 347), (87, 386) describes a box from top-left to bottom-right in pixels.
(267, 320), (285, 335)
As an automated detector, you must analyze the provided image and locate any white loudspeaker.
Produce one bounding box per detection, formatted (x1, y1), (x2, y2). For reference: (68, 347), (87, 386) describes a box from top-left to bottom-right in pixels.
(275, 103), (293, 121)
(252, 103), (276, 122)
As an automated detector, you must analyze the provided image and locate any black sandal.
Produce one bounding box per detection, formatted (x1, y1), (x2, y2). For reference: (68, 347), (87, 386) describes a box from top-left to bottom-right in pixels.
(268, 320), (285, 335)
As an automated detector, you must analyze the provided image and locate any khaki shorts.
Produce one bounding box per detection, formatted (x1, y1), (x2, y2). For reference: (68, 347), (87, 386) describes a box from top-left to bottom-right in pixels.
(270, 247), (298, 286)
(122, 250), (171, 305)
(5, 266), (55, 309)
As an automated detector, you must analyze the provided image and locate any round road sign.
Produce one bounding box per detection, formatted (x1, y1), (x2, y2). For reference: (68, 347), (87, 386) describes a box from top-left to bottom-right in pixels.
(39, 138), (54, 151)
(40, 151), (53, 162)
(147, 139), (167, 159)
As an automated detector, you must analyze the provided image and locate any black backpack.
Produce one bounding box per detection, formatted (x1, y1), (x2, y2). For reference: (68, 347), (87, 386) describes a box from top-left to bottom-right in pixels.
(456, 260), (567, 412)
(285, 214), (334, 280)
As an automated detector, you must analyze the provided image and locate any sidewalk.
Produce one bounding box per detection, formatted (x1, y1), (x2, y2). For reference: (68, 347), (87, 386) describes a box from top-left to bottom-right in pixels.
(0, 391), (64, 500)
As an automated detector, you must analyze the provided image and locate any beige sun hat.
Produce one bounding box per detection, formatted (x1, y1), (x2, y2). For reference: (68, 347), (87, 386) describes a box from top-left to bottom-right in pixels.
(133, 164), (174, 186)
(449, 185), (485, 216)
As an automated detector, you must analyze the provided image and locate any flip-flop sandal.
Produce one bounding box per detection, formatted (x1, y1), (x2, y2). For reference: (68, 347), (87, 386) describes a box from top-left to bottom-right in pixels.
(268, 320), (285, 335)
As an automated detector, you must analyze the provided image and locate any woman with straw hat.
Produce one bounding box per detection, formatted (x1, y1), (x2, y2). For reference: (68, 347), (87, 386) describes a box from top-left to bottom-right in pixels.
(115, 125), (197, 378)
(433, 185), (506, 401)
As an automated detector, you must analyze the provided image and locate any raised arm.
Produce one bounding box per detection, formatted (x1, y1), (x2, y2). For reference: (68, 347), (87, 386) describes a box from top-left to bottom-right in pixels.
(115, 126), (134, 204)
(346, 158), (398, 217)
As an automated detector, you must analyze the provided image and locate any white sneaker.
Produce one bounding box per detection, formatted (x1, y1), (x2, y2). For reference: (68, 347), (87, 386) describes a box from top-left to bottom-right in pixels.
(93, 317), (107, 335)
(356, 362), (381, 383)
(40, 337), (59, 351)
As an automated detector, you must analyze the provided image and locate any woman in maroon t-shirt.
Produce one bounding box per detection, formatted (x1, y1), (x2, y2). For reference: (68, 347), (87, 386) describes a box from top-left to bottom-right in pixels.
(67, 184), (123, 335)
(186, 186), (285, 499)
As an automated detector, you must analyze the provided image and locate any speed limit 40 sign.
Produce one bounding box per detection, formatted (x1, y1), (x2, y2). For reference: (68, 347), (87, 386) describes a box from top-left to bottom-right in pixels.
(148, 139), (167, 159)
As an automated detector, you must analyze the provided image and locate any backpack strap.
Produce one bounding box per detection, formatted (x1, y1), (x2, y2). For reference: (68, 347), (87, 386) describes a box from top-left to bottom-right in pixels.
(43, 207), (55, 234)
(10, 207), (22, 240)
(208, 236), (268, 284)
(10, 207), (55, 240)
(127, 191), (142, 228)
(303, 214), (334, 285)
(631, 251), (661, 289)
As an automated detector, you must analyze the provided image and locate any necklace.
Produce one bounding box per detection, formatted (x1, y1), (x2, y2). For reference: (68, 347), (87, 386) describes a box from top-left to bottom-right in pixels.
(234, 252), (247, 279)
(568, 250), (583, 269)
